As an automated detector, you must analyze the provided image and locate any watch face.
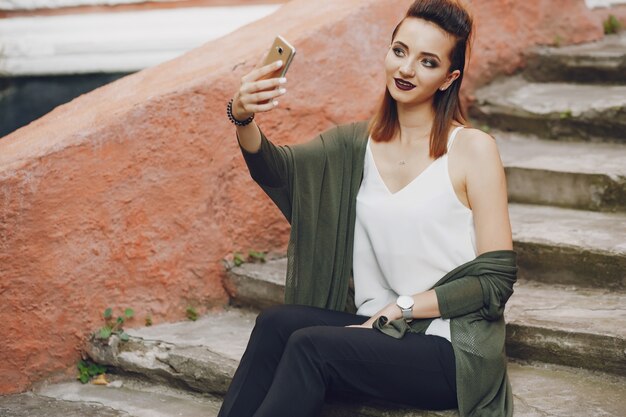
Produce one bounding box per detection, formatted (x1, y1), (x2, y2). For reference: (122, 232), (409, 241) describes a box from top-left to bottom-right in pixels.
(397, 295), (414, 309)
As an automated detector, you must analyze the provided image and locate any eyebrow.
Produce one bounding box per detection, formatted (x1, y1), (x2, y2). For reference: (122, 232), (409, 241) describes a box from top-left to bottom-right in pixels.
(393, 41), (441, 61)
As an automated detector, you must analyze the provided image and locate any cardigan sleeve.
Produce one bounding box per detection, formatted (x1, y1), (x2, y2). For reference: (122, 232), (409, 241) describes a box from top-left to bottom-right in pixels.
(236, 124), (346, 222)
(434, 276), (484, 319)
(237, 127), (294, 221)
(237, 128), (290, 188)
(435, 271), (516, 321)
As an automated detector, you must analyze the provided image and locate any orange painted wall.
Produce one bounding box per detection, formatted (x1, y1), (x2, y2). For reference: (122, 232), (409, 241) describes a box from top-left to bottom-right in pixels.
(0, 0), (608, 394)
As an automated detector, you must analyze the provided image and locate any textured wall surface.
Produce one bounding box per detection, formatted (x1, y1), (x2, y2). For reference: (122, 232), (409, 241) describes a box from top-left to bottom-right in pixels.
(0, 0), (605, 394)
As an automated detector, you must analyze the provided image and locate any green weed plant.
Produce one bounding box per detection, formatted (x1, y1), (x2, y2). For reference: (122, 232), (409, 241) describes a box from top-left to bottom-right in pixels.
(233, 250), (267, 266)
(77, 359), (106, 384)
(95, 307), (134, 342)
(604, 15), (622, 35)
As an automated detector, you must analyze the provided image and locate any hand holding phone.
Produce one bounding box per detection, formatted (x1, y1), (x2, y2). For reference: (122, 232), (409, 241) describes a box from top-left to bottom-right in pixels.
(259, 35), (296, 82)
(231, 35), (296, 120)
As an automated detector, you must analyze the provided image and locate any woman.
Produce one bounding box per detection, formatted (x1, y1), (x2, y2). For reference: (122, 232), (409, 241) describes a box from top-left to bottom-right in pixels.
(219, 0), (517, 416)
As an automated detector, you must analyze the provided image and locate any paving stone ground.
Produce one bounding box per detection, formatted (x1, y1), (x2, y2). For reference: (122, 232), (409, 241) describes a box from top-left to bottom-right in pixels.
(0, 392), (129, 417)
(0, 375), (222, 417)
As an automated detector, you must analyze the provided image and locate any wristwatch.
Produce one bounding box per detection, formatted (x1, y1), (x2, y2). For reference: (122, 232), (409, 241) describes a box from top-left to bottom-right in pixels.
(396, 295), (414, 322)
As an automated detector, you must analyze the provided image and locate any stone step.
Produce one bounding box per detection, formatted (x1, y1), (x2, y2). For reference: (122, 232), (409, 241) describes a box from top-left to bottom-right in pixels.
(226, 257), (288, 310)
(496, 131), (626, 212)
(85, 308), (626, 417)
(224, 258), (626, 376)
(509, 204), (626, 290)
(523, 32), (626, 84)
(469, 75), (626, 142)
(0, 376), (221, 417)
(505, 281), (626, 375)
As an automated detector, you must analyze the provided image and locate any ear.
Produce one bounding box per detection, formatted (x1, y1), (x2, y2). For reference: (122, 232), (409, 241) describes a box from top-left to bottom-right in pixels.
(439, 69), (461, 91)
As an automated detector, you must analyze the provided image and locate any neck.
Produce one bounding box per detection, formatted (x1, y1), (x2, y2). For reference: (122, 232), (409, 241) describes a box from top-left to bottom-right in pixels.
(395, 99), (436, 146)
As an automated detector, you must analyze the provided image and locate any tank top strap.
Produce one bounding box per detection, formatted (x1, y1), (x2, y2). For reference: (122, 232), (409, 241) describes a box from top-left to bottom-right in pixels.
(446, 126), (465, 152)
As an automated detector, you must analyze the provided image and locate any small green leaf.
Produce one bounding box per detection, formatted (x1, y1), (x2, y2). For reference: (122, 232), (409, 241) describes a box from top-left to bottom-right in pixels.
(124, 308), (134, 319)
(233, 252), (245, 267)
(186, 306), (198, 321)
(89, 363), (105, 376)
(77, 360), (88, 373)
(77, 359), (105, 383)
(98, 327), (112, 339)
(87, 364), (98, 376)
(116, 316), (124, 325)
(604, 14), (621, 35)
(120, 332), (130, 342)
(248, 250), (266, 263)
(103, 308), (113, 319)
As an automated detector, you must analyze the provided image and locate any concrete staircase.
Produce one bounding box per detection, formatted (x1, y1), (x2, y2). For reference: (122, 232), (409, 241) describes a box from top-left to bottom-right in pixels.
(5, 33), (625, 417)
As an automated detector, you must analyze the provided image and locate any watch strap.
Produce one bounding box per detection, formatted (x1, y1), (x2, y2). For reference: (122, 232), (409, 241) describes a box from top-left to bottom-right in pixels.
(401, 307), (413, 321)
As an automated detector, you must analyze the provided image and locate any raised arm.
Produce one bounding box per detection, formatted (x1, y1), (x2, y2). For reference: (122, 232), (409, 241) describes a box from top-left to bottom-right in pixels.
(230, 59), (352, 222)
(228, 59), (294, 218)
(232, 59), (287, 155)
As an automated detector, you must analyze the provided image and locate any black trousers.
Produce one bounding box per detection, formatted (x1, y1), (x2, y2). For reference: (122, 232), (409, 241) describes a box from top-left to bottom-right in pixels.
(217, 304), (457, 417)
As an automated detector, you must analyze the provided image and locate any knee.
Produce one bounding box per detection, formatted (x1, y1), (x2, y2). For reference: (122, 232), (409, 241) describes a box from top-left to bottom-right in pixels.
(255, 304), (303, 330)
(285, 326), (329, 357)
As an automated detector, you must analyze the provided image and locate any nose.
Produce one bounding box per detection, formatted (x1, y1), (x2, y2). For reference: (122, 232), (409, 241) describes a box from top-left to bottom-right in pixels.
(399, 63), (415, 78)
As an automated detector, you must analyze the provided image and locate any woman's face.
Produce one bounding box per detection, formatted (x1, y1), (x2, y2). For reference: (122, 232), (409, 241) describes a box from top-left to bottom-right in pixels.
(385, 17), (460, 106)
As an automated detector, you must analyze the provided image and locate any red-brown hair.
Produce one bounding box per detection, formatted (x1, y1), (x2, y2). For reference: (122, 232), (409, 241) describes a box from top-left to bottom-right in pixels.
(368, 0), (474, 158)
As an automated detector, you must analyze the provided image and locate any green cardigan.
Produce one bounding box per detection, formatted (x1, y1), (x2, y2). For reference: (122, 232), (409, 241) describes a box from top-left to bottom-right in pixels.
(238, 120), (517, 417)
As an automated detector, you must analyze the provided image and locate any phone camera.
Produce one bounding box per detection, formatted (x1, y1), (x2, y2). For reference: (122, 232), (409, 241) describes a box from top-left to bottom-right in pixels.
(277, 46), (284, 54)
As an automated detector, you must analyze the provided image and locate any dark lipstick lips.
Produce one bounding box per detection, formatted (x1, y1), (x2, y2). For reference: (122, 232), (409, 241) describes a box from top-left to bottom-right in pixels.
(394, 78), (416, 90)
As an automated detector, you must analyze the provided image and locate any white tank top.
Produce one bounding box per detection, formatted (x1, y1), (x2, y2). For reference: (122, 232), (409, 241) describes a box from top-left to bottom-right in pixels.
(353, 126), (477, 342)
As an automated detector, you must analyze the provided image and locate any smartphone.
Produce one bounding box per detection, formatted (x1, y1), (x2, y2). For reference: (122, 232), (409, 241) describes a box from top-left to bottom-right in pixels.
(259, 35), (296, 81)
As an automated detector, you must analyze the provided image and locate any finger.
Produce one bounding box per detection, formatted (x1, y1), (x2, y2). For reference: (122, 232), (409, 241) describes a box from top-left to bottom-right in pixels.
(246, 88), (286, 104)
(242, 77), (287, 94)
(245, 100), (280, 113)
(243, 59), (283, 83)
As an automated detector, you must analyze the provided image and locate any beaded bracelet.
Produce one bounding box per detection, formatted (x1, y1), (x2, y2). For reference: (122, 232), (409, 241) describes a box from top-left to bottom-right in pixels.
(227, 98), (255, 126)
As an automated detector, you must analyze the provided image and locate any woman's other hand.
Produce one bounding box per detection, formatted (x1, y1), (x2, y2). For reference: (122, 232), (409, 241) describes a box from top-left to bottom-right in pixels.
(232, 60), (288, 120)
(345, 304), (398, 329)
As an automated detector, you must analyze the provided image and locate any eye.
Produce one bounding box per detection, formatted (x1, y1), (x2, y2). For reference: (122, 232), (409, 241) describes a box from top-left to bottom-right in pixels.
(393, 47), (405, 57)
(422, 59), (438, 68)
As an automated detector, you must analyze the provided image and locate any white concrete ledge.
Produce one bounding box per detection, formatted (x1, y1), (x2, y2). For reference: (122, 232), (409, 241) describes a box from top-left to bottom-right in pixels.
(0, 4), (281, 76)
(585, 0), (626, 8)
(0, 0), (161, 11)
